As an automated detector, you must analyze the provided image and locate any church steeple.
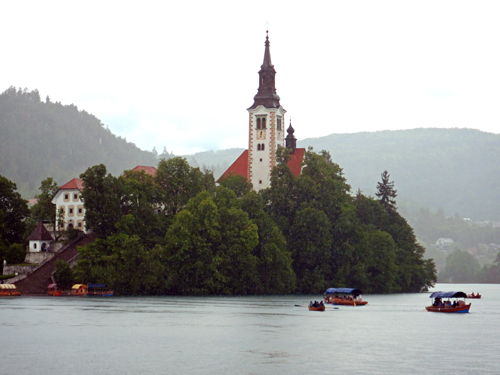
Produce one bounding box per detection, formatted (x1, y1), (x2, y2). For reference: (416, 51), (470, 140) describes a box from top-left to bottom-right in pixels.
(249, 31), (281, 109)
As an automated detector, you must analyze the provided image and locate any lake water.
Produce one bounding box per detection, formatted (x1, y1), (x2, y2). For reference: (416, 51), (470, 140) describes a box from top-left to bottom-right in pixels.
(1, 283), (499, 375)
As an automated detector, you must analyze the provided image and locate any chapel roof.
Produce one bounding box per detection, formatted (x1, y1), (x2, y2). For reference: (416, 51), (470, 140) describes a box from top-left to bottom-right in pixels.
(27, 221), (54, 241)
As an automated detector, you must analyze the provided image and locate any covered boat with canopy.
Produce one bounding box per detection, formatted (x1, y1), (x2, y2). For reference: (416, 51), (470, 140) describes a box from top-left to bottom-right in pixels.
(87, 284), (113, 296)
(426, 291), (471, 313)
(0, 284), (21, 296)
(324, 288), (368, 306)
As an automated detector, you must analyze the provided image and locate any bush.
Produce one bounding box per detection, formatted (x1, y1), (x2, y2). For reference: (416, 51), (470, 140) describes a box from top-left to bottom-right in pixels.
(6, 243), (26, 264)
(54, 260), (74, 289)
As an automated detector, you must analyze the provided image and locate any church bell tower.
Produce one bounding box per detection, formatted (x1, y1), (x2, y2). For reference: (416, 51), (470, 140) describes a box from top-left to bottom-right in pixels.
(247, 31), (287, 190)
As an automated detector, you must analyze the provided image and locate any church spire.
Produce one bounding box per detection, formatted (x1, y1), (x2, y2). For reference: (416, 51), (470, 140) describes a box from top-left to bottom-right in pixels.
(285, 119), (297, 151)
(249, 30), (281, 109)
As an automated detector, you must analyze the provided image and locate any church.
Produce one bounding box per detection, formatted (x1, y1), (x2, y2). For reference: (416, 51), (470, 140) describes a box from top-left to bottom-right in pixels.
(220, 32), (305, 190)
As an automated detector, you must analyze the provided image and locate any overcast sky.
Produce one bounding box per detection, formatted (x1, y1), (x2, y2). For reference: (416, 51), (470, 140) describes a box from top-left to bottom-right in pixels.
(3, 1), (500, 155)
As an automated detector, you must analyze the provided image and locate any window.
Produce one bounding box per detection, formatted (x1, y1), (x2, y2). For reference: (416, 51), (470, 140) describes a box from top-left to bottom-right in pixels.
(78, 222), (82, 228)
(34, 243), (37, 249)
(69, 208), (73, 214)
(262, 118), (266, 129)
(259, 180), (262, 184)
(78, 208), (82, 214)
(64, 194), (69, 201)
(257, 118), (261, 129)
(277, 117), (282, 131)
(74, 193), (78, 200)
(257, 144), (261, 151)
(260, 158), (262, 162)
(262, 144), (265, 151)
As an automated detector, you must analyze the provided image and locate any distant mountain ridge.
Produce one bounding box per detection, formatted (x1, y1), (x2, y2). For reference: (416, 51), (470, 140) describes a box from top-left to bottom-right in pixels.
(0, 87), (158, 197)
(2, 87), (498, 221)
(185, 128), (500, 221)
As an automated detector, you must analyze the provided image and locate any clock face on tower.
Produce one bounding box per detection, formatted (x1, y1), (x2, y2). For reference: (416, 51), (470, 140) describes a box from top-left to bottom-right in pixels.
(257, 130), (266, 140)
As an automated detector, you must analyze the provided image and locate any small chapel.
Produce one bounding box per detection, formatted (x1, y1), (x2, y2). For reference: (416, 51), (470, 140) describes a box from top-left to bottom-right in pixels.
(220, 31), (305, 190)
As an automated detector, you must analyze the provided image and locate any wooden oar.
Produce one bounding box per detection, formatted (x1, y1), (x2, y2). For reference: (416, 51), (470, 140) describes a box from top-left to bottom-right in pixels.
(295, 305), (339, 309)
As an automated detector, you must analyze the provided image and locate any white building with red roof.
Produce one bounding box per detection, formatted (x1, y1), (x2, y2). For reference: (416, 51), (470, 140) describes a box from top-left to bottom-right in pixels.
(51, 178), (86, 232)
(220, 31), (305, 190)
(51, 167), (157, 233)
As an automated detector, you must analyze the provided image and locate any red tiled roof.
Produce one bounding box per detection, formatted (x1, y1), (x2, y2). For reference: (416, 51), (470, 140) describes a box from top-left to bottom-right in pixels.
(288, 148), (305, 177)
(59, 178), (84, 191)
(132, 166), (157, 176)
(27, 221), (53, 241)
(219, 150), (249, 181)
(219, 148), (305, 182)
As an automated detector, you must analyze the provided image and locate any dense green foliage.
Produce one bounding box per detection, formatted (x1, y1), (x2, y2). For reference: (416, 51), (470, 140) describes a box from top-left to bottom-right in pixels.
(0, 87), (158, 198)
(54, 260), (74, 289)
(439, 248), (500, 284)
(71, 150), (437, 295)
(0, 175), (29, 272)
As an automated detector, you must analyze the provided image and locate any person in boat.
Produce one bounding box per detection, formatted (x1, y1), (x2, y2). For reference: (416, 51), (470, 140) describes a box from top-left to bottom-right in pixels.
(319, 301), (324, 307)
(309, 301), (313, 307)
(471, 292), (475, 297)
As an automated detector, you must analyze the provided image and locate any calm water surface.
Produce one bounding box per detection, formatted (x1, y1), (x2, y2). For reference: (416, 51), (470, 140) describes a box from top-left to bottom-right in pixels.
(1, 283), (499, 375)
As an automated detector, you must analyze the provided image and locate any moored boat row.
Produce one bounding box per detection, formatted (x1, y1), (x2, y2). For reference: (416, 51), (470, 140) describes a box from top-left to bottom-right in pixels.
(47, 283), (113, 297)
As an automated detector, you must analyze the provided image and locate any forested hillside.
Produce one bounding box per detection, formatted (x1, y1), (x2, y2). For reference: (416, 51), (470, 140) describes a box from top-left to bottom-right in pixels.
(186, 129), (500, 221)
(300, 129), (500, 221)
(0, 87), (158, 197)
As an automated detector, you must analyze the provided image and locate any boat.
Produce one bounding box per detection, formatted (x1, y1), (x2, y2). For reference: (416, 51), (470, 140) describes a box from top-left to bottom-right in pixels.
(70, 284), (88, 296)
(0, 284), (21, 296)
(426, 291), (471, 313)
(47, 283), (62, 296)
(466, 293), (481, 299)
(87, 284), (113, 296)
(324, 288), (368, 306)
(308, 301), (326, 311)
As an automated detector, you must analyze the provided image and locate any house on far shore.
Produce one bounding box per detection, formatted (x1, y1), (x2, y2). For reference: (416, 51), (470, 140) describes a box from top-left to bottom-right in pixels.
(436, 238), (455, 250)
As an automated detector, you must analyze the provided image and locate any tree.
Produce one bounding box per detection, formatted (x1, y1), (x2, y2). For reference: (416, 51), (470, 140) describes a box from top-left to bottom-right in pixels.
(27, 177), (59, 234)
(155, 157), (208, 217)
(80, 164), (123, 239)
(0, 175), (29, 246)
(119, 169), (166, 247)
(240, 191), (296, 294)
(73, 215), (166, 295)
(164, 188), (259, 295)
(439, 249), (480, 283)
(376, 170), (397, 211)
(54, 260), (74, 289)
(219, 173), (253, 198)
(4, 243), (26, 264)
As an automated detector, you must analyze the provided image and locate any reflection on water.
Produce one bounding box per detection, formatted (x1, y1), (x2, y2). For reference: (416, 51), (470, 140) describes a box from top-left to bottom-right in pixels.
(1, 283), (499, 374)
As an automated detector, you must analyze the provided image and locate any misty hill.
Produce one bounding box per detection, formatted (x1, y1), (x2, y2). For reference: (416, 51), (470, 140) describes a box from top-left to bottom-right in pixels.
(2, 87), (499, 221)
(0, 87), (158, 197)
(186, 128), (500, 221)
